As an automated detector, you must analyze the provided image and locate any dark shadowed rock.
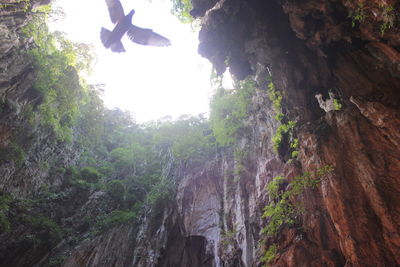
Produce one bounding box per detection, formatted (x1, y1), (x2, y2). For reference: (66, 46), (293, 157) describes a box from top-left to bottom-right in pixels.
(190, 0), (218, 18)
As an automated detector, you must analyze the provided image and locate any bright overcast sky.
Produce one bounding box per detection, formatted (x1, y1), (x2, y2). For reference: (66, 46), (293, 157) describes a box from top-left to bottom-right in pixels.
(50, 0), (215, 122)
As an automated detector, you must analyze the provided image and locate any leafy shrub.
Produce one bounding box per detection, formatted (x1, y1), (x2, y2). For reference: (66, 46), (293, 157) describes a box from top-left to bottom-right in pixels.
(0, 195), (11, 232)
(349, 3), (365, 27)
(0, 142), (25, 165)
(22, 13), (93, 142)
(171, 0), (194, 23)
(260, 166), (334, 266)
(333, 99), (342, 111)
(262, 165), (334, 236)
(271, 121), (296, 153)
(94, 210), (137, 233)
(23, 214), (63, 242)
(80, 166), (102, 183)
(233, 148), (247, 180)
(75, 86), (106, 149)
(210, 79), (256, 146)
(379, 4), (395, 35)
(152, 115), (215, 161)
(266, 78), (298, 158)
(109, 147), (135, 169)
(261, 244), (277, 267)
(106, 180), (126, 200)
(146, 178), (174, 214)
(290, 138), (299, 158)
(267, 81), (283, 121)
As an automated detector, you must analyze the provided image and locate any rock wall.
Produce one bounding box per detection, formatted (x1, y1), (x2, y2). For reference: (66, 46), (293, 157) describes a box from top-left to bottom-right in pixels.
(193, 0), (400, 266)
(0, 0), (81, 198)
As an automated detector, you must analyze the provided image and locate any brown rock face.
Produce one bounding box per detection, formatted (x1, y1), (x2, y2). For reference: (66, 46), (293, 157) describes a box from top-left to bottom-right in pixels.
(195, 0), (400, 266)
(314, 109), (399, 266)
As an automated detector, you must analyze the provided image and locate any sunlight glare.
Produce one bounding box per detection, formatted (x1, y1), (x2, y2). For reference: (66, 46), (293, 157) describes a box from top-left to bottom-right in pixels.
(51, 0), (213, 122)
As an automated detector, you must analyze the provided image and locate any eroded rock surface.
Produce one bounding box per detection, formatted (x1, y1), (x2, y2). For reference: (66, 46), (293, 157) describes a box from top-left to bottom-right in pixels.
(195, 0), (400, 266)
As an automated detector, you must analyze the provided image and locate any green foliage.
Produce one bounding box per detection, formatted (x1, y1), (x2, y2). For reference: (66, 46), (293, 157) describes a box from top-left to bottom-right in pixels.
(0, 3), (240, 251)
(224, 56), (231, 66)
(333, 99), (342, 111)
(66, 166), (105, 191)
(267, 81), (283, 121)
(379, 4), (395, 35)
(262, 188), (294, 236)
(266, 78), (298, 159)
(106, 180), (126, 200)
(0, 142), (25, 165)
(110, 147), (136, 169)
(73, 106), (197, 217)
(48, 255), (67, 267)
(380, 21), (391, 35)
(22, 13), (94, 142)
(210, 79), (256, 146)
(260, 166), (334, 266)
(290, 138), (299, 158)
(171, 0), (194, 23)
(234, 148), (246, 162)
(348, 2), (396, 35)
(22, 104), (36, 126)
(80, 166), (102, 183)
(210, 67), (223, 88)
(261, 244), (277, 267)
(151, 115), (216, 161)
(233, 148), (247, 180)
(349, 3), (365, 27)
(75, 85), (106, 148)
(39, 161), (50, 171)
(0, 0), (31, 13)
(262, 165), (334, 237)
(220, 228), (236, 247)
(265, 176), (285, 199)
(146, 178), (174, 213)
(0, 194), (11, 232)
(74, 106), (213, 222)
(94, 209), (137, 233)
(23, 214), (63, 242)
(272, 120), (296, 153)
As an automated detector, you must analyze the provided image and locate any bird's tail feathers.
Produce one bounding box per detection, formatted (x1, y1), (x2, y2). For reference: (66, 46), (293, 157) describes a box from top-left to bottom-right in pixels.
(100, 27), (111, 48)
(110, 41), (125, 53)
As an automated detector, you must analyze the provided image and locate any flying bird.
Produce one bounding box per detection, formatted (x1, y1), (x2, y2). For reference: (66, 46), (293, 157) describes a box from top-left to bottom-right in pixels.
(101, 0), (171, 52)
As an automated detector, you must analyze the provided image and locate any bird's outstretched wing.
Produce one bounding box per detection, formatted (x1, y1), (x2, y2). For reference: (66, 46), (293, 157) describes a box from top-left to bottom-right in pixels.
(105, 0), (125, 24)
(127, 25), (171, 47)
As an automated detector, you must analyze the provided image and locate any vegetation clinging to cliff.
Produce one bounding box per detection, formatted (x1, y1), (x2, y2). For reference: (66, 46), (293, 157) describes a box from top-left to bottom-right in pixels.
(22, 10), (94, 142)
(171, 0), (194, 23)
(210, 79), (256, 146)
(266, 78), (298, 159)
(260, 165), (334, 266)
(262, 165), (333, 236)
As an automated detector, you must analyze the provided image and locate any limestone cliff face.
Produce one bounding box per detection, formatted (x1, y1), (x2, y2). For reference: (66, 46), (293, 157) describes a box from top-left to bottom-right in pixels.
(193, 0), (400, 266)
(171, 90), (283, 267)
(0, 0), (399, 266)
(0, 0), (81, 198)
